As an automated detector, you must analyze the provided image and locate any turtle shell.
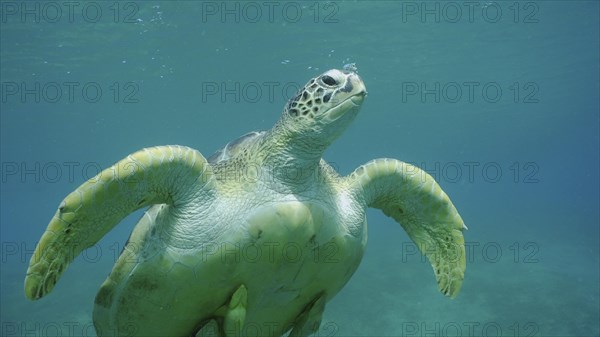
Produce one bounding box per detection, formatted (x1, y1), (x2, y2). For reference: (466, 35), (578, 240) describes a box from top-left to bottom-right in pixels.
(207, 131), (265, 164)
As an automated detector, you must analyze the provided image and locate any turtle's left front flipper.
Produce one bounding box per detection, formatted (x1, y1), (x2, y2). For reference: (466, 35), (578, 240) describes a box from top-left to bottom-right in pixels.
(24, 145), (214, 300)
(347, 158), (467, 298)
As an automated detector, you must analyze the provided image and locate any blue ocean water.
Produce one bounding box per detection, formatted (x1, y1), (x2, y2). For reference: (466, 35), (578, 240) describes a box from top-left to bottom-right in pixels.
(1, 1), (598, 336)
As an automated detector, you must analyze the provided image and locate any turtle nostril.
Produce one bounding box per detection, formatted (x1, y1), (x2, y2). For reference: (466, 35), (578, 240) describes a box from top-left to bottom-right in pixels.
(321, 75), (337, 86)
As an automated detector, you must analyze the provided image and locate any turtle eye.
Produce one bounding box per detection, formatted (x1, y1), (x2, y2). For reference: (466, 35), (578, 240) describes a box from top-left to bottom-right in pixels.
(321, 75), (337, 86)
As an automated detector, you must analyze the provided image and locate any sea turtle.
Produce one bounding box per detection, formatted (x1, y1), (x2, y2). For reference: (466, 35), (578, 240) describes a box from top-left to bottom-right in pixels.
(24, 69), (467, 337)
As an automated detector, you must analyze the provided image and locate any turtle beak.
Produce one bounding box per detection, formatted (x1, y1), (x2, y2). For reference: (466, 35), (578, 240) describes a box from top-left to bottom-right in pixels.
(350, 90), (367, 105)
(348, 73), (367, 105)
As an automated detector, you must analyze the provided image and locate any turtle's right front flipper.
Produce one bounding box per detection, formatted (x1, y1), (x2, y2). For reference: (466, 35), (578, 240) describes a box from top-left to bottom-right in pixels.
(24, 145), (214, 300)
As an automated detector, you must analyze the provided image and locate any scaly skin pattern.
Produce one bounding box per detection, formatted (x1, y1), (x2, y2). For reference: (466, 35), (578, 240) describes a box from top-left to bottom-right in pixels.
(24, 69), (467, 337)
(24, 145), (213, 301)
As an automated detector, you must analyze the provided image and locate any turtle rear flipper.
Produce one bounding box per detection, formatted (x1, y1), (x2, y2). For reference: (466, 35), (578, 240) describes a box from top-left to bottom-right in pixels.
(289, 294), (326, 337)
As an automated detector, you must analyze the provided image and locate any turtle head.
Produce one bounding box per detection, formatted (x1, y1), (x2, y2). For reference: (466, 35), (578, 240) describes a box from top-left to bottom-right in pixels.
(279, 69), (367, 148)
(264, 69), (366, 184)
